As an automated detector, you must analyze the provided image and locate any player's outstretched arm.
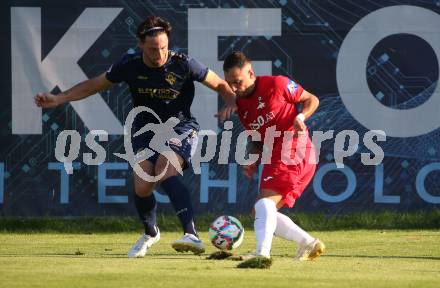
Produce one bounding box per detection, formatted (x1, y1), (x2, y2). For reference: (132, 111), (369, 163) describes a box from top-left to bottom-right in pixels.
(202, 70), (237, 122)
(34, 73), (113, 108)
(294, 90), (319, 132)
(202, 70), (236, 102)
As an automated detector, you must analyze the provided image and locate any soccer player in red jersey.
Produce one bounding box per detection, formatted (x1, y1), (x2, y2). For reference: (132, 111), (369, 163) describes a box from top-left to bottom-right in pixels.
(222, 51), (325, 267)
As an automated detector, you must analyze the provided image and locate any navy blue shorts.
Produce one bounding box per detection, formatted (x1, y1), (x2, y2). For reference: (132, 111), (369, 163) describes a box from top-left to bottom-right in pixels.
(132, 119), (199, 169)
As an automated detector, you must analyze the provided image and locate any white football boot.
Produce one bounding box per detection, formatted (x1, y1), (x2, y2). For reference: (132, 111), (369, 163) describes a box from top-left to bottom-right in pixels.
(171, 233), (205, 255)
(295, 238), (325, 261)
(127, 228), (160, 258)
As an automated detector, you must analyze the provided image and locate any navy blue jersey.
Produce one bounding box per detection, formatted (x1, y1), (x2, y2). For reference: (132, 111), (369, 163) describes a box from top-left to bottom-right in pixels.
(105, 50), (208, 126)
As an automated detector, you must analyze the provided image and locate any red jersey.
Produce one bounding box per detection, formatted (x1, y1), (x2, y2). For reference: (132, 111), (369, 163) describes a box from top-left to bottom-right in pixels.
(237, 75), (302, 135)
(236, 76), (311, 158)
(236, 75), (316, 208)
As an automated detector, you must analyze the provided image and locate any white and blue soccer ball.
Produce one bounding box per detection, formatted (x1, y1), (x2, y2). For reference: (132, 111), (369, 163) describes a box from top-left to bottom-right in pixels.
(208, 215), (244, 250)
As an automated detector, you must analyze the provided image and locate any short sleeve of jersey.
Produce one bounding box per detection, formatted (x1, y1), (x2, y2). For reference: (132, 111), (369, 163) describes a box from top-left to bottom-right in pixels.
(105, 53), (130, 83)
(277, 76), (304, 103)
(187, 57), (209, 82)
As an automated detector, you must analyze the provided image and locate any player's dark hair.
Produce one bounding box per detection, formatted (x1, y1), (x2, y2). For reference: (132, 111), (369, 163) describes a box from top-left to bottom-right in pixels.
(223, 51), (251, 72)
(137, 16), (172, 41)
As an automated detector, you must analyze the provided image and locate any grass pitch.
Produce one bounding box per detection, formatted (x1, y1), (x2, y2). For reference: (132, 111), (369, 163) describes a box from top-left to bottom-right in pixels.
(0, 230), (439, 288)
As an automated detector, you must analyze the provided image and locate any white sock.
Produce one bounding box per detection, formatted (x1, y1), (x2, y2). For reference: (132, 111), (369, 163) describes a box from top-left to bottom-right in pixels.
(254, 198), (277, 257)
(274, 212), (314, 246)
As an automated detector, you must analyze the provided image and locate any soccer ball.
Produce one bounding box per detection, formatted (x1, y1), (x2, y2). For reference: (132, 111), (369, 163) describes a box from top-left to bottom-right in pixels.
(208, 215), (244, 250)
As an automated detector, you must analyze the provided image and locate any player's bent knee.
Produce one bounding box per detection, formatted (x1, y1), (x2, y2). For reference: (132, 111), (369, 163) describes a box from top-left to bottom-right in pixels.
(134, 186), (155, 197)
(154, 154), (184, 183)
(155, 167), (179, 183)
(258, 189), (283, 209)
(134, 182), (155, 196)
(133, 178), (156, 197)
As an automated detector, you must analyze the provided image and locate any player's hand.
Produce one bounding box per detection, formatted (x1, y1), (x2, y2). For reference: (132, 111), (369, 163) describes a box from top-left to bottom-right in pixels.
(215, 102), (237, 123)
(34, 92), (61, 108)
(294, 113), (307, 136)
(243, 162), (258, 180)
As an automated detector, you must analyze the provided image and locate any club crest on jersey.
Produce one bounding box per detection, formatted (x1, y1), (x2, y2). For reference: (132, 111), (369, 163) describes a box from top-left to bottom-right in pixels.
(287, 80), (298, 94)
(165, 73), (177, 85)
(189, 129), (198, 138)
(257, 96), (266, 110)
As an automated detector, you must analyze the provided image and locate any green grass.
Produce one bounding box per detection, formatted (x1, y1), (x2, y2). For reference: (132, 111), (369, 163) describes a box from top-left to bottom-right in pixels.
(0, 230), (439, 287)
(1, 210), (440, 233)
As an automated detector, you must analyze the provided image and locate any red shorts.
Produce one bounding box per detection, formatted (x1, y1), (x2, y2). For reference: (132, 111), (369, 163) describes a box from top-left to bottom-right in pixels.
(260, 144), (316, 208)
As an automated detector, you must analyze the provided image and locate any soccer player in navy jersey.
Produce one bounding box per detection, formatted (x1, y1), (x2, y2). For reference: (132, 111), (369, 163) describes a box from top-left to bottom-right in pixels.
(35, 16), (236, 257)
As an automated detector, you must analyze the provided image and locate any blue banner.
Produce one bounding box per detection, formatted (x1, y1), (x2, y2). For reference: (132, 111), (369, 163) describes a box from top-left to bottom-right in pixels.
(0, 0), (439, 216)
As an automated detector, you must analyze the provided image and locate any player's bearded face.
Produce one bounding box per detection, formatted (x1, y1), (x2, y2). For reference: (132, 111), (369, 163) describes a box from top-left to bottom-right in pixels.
(140, 33), (169, 67)
(225, 64), (255, 97)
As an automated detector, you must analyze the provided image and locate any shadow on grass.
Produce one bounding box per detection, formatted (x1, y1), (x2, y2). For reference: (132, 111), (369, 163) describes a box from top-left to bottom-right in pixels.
(325, 254), (440, 261)
(2, 252), (439, 261)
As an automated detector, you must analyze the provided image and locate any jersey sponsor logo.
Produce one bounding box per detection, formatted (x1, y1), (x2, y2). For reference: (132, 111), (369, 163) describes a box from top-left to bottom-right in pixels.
(137, 75), (149, 80)
(287, 80), (298, 94)
(137, 87), (180, 100)
(257, 96), (266, 110)
(249, 111), (275, 130)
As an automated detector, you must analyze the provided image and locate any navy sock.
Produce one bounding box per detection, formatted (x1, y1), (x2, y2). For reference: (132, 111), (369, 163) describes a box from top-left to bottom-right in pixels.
(134, 193), (158, 237)
(161, 176), (197, 236)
